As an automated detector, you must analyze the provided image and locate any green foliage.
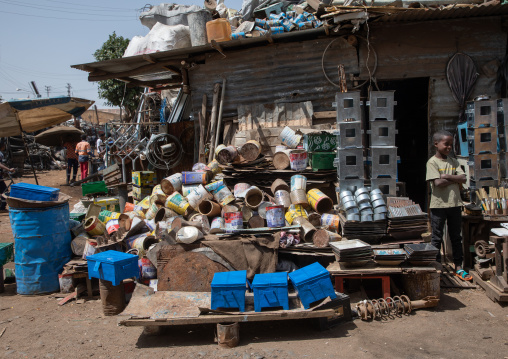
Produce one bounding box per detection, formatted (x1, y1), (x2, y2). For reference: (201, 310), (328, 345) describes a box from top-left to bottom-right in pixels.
(93, 32), (141, 119)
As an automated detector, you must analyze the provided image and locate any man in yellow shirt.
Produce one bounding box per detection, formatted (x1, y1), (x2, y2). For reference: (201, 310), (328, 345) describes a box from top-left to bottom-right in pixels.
(426, 130), (471, 281)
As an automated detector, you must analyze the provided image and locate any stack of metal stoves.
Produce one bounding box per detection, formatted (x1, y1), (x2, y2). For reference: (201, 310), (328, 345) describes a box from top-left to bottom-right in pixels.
(497, 99), (508, 181)
(465, 99), (499, 198)
(334, 92), (365, 195)
(367, 91), (398, 196)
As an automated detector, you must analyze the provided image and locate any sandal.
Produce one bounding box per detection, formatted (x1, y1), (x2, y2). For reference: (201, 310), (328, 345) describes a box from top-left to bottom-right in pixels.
(455, 269), (473, 282)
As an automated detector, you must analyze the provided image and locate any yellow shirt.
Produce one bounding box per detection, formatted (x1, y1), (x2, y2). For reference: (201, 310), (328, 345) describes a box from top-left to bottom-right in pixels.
(426, 155), (465, 209)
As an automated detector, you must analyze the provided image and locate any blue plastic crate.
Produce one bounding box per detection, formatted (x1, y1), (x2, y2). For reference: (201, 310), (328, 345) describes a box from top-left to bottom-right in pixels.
(211, 270), (247, 312)
(86, 250), (138, 286)
(252, 272), (289, 312)
(288, 262), (337, 309)
(10, 183), (60, 202)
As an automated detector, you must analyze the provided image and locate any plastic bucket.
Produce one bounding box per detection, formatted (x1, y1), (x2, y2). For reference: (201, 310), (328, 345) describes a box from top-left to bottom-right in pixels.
(210, 217), (225, 234)
(165, 192), (190, 215)
(224, 212), (243, 232)
(266, 205), (285, 228)
(289, 150), (308, 171)
(84, 216), (106, 236)
(290, 175), (307, 192)
(10, 203), (72, 295)
(321, 213), (340, 231)
(161, 173), (183, 194)
(307, 189), (333, 214)
(274, 190), (291, 209)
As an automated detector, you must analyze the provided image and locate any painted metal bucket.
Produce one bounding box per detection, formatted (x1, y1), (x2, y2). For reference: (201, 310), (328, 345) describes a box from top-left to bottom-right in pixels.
(123, 202), (135, 213)
(161, 173), (183, 194)
(290, 189), (308, 205)
(187, 184), (213, 209)
(258, 201), (275, 219)
(280, 126), (302, 148)
(213, 185), (235, 206)
(217, 145), (239, 165)
(290, 175), (307, 192)
(145, 203), (160, 220)
(224, 212), (243, 232)
(198, 200), (222, 218)
(137, 196), (151, 210)
(105, 219), (120, 234)
(307, 189), (333, 214)
(98, 210), (120, 224)
(214, 144), (227, 157)
(165, 192), (190, 215)
(207, 160), (222, 175)
(151, 184), (166, 197)
(285, 204), (307, 224)
(10, 203), (72, 294)
(182, 184), (200, 197)
(84, 216), (106, 236)
(289, 150), (308, 171)
(234, 183), (250, 198)
(271, 178), (290, 195)
(321, 214), (340, 231)
(126, 234), (158, 257)
(266, 205), (285, 227)
(205, 180), (224, 192)
(210, 217), (225, 234)
(138, 256), (157, 284)
(181, 171), (209, 185)
(245, 186), (264, 209)
(275, 145), (287, 152)
(274, 190), (291, 208)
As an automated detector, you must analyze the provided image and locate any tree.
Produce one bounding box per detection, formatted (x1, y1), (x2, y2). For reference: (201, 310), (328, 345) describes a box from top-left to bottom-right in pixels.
(93, 32), (142, 120)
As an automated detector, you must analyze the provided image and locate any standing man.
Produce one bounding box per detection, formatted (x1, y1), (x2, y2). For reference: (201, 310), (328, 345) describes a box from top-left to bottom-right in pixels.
(0, 141), (15, 211)
(75, 134), (92, 180)
(96, 133), (106, 157)
(62, 137), (79, 184)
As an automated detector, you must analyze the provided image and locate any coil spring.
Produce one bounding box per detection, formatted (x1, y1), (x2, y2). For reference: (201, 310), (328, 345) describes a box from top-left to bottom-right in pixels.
(355, 295), (412, 321)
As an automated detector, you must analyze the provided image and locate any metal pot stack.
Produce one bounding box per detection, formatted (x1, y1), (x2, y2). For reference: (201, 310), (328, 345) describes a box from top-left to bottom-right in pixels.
(370, 188), (388, 221)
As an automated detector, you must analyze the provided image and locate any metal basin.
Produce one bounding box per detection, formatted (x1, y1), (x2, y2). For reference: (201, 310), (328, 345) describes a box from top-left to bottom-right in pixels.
(358, 201), (372, 211)
(347, 212), (360, 221)
(359, 208), (373, 215)
(360, 214), (373, 222)
(370, 193), (384, 202)
(356, 193), (370, 204)
(370, 188), (383, 196)
(343, 200), (357, 211)
(374, 205), (387, 214)
(346, 207), (359, 215)
(373, 213), (386, 221)
(341, 195), (355, 204)
(339, 190), (353, 200)
(354, 188), (369, 198)
(371, 198), (386, 208)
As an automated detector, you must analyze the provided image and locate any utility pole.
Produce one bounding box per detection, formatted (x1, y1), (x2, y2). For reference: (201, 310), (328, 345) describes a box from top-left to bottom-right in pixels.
(66, 83), (72, 97)
(44, 85), (51, 97)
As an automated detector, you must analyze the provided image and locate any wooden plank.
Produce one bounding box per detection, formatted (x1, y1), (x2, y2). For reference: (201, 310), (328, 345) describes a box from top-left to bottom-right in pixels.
(327, 261), (437, 275)
(119, 308), (337, 327)
(313, 111), (336, 120)
(472, 271), (508, 302)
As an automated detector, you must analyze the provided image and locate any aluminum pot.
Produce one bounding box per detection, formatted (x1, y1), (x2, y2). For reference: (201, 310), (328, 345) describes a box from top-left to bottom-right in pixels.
(342, 200), (357, 211)
(374, 205), (388, 214)
(361, 214), (373, 222)
(370, 193), (384, 202)
(355, 188), (369, 198)
(346, 212), (360, 221)
(339, 190), (353, 200)
(371, 198), (386, 208)
(346, 207), (359, 215)
(356, 193), (371, 204)
(370, 188), (383, 196)
(373, 213), (386, 221)
(341, 195), (355, 204)
(358, 201), (372, 211)
(359, 208), (373, 215)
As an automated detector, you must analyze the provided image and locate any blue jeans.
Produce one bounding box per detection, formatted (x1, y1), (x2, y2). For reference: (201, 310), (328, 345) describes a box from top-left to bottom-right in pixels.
(430, 207), (463, 266)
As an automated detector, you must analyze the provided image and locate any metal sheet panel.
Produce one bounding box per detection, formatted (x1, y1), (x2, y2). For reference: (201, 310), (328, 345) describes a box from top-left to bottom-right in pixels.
(188, 37), (359, 117)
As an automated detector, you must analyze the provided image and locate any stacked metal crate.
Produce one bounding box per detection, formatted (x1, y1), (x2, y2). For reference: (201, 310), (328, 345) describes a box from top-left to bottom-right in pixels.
(466, 99), (499, 192)
(497, 99), (508, 180)
(367, 91), (398, 196)
(334, 92), (364, 194)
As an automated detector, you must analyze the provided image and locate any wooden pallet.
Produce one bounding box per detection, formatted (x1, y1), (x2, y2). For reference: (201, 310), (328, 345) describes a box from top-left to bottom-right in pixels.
(471, 271), (508, 303)
(440, 264), (477, 289)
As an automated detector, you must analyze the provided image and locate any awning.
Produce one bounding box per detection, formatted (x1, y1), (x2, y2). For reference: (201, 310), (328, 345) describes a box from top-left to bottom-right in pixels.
(0, 96), (94, 137)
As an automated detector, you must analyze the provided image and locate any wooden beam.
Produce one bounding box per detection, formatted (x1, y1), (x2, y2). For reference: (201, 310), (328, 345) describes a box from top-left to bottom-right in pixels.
(162, 65), (181, 75)
(142, 54), (157, 64)
(88, 60), (183, 82)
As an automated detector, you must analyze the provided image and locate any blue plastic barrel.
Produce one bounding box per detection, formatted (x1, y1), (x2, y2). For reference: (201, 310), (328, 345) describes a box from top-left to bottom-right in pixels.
(9, 203), (72, 295)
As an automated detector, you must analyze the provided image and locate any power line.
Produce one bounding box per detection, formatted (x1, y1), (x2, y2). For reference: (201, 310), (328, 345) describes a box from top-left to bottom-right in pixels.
(42, 0), (139, 11)
(1, 10), (135, 21)
(0, 0), (137, 17)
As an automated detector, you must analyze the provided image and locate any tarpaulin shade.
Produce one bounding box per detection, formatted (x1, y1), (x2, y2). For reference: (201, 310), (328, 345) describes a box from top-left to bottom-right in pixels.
(0, 96), (94, 137)
(34, 126), (84, 147)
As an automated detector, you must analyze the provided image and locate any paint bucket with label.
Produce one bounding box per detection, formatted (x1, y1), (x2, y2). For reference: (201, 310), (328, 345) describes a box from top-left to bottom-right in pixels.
(84, 216), (106, 236)
(307, 189), (333, 214)
(274, 190), (291, 209)
(234, 183), (250, 198)
(224, 212), (243, 232)
(161, 173), (183, 194)
(293, 216), (316, 242)
(138, 256), (157, 285)
(221, 203), (240, 217)
(285, 204), (308, 224)
(177, 226), (204, 244)
(145, 203), (160, 220)
(289, 150), (308, 171)
(149, 194), (167, 207)
(321, 213), (340, 231)
(290, 189), (308, 205)
(126, 234), (158, 257)
(151, 185), (165, 197)
(275, 145), (287, 152)
(290, 175), (307, 191)
(98, 210), (120, 224)
(181, 184), (200, 197)
(280, 126), (302, 148)
(245, 186), (264, 209)
(165, 192), (190, 215)
(205, 180), (224, 192)
(181, 171), (210, 185)
(307, 212), (322, 227)
(210, 217), (225, 234)
(266, 205), (285, 228)
(213, 185), (235, 207)
(271, 179), (290, 195)
(207, 159), (222, 175)
(273, 150), (292, 170)
(123, 202), (135, 213)
(239, 140), (261, 162)
(187, 184), (213, 209)
(137, 196), (151, 210)
(105, 219), (120, 235)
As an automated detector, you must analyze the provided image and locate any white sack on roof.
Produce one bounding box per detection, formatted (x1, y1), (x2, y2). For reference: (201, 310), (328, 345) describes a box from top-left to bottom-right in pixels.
(123, 23), (191, 57)
(140, 3), (202, 29)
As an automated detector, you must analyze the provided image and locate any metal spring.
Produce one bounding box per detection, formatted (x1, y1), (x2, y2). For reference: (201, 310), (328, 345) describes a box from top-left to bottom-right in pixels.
(355, 295), (412, 321)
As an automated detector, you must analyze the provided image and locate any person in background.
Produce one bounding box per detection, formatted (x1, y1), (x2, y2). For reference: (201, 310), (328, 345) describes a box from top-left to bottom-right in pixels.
(426, 130), (471, 281)
(62, 137), (79, 185)
(96, 133), (106, 157)
(75, 134), (92, 180)
(0, 141), (15, 211)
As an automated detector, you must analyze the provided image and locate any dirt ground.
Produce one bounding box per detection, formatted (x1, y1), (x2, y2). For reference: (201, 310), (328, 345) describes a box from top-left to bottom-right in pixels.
(0, 170), (507, 359)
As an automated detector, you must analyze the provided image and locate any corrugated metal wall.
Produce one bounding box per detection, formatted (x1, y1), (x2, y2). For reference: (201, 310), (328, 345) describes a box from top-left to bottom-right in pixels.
(188, 36), (359, 117)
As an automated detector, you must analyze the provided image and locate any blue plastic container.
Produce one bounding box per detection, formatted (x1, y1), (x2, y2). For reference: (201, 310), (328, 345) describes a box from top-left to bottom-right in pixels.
(211, 270), (247, 312)
(252, 272), (289, 312)
(288, 262), (337, 309)
(10, 183), (60, 202)
(10, 202), (72, 294)
(87, 250), (139, 286)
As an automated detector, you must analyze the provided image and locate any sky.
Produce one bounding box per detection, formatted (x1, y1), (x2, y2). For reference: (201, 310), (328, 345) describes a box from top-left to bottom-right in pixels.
(0, 0), (243, 108)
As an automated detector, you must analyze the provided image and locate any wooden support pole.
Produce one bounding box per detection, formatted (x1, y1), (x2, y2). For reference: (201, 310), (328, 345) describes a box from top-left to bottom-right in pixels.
(214, 77), (227, 154)
(208, 83), (221, 163)
(14, 111), (38, 185)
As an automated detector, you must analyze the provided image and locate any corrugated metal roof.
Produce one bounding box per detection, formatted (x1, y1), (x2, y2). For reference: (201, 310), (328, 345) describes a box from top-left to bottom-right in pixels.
(188, 36), (359, 118)
(374, 2), (508, 22)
